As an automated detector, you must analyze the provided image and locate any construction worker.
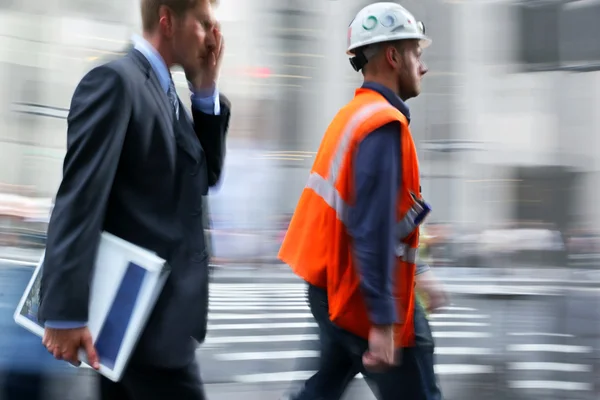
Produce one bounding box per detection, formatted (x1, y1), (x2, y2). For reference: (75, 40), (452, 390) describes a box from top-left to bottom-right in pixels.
(279, 2), (445, 399)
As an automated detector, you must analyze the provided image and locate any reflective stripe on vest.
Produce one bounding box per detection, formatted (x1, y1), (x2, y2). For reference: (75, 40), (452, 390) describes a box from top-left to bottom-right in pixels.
(303, 102), (419, 263)
(395, 243), (418, 263)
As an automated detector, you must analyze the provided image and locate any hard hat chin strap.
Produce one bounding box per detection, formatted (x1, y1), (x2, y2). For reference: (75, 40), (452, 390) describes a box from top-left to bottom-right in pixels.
(350, 44), (381, 72)
(350, 51), (368, 72)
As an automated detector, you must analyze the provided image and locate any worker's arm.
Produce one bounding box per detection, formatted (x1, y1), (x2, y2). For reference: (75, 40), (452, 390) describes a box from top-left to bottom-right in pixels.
(348, 122), (400, 326)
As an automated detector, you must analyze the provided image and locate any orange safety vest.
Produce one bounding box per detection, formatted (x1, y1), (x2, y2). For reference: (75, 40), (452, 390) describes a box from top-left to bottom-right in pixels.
(279, 87), (427, 348)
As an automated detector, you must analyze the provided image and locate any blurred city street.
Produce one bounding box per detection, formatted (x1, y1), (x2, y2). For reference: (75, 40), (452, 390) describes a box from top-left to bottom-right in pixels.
(1, 260), (599, 399)
(1, 0), (600, 398)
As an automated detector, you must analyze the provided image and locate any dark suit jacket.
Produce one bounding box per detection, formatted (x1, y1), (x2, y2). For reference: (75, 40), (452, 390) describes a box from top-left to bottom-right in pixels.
(38, 48), (230, 368)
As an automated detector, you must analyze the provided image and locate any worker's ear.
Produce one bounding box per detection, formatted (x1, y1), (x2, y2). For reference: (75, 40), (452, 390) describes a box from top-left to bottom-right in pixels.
(386, 45), (401, 69)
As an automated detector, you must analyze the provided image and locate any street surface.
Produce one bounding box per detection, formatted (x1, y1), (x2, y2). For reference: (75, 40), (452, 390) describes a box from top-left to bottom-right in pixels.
(0, 261), (598, 399)
(198, 267), (599, 400)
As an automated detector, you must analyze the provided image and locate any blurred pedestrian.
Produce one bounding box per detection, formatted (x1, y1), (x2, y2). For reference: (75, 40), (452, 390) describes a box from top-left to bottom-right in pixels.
(279, 2), (444, 399)
(36, 0), (230, 399)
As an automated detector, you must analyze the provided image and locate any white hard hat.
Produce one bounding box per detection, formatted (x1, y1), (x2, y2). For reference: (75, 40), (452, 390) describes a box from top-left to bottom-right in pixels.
(347, 2), (431, 55)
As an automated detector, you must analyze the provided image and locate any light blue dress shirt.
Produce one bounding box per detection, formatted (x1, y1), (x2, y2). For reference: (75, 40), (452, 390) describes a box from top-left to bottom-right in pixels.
(132, 34), (221, 115)
(45, 35), (220, 330)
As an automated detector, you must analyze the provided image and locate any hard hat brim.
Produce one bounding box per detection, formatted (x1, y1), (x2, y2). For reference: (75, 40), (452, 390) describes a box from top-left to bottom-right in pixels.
(347, 34), (431, 56)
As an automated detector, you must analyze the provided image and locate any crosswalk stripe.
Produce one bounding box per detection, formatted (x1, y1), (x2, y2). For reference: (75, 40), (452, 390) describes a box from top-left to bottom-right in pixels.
(209, 301), (307, 306)
(507, 362), (592, 372)
(205, 331), (489, 344)
(429, 321), (489, 327)
(507, 332), (574, 338)
(211, 347), (495, 361)
(437, 306), (477, 311)
(210, 292), (306, 297)
(429, 314), (489, 319)
(209, 313), (313, 320)
(209, 322), (317, 330)
(210, 305), (308, 310)
(435, 347), (493, 355)
(207, 320), (489, 328)
(507, 344), (592, 353)
(215, 350), (319, 361)
(232, 365), (495, 383)
(508, 380), (592, 391)
(433, 332), (490, 338)
(211, 284), (305, 289)
(205, 334), (318, 344)
(208, 299), (478, 310)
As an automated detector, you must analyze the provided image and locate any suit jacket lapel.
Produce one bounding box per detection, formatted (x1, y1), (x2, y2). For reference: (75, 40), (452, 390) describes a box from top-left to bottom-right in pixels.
(128, 48), (174, 136)
(128, 48), (200, 163)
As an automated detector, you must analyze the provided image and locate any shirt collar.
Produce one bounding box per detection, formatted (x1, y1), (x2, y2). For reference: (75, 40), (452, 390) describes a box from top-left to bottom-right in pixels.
(361, 81), (411, 122)
(132, 34), (171, 93)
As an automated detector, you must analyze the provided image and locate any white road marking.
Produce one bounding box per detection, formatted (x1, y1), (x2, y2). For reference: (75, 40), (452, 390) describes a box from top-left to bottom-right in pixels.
(205, 334), (318, 344)
(428, 313), (489, 319)
(208, 322), (317, 330)
(211, 347), (494, 361)
(215, 350), (319, 361)
(429, 321), (489, 327)
(0, 258), (36, 266)
(209, 301), (306, 305)
(507, 344), (592, 353)
(233, 365), (494, 383)
(210, 305), (309, 311)
(437, 306), (477, 311)
(508, 362), (592, 372)
(433, 332), (491, 339)
(435, 347), (493, 355)
(209, 313), (313, 320)
(508, 380), (592, 391)
(507, 332), (574, 338)
(205, 330), (489, 344)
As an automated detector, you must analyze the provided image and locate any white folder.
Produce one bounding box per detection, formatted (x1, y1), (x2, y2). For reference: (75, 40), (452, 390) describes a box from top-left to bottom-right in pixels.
(14, 231), (170, 382)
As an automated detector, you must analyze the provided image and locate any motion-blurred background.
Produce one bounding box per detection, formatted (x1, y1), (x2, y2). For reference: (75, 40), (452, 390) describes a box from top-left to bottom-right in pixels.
(0, 0), (599, 399)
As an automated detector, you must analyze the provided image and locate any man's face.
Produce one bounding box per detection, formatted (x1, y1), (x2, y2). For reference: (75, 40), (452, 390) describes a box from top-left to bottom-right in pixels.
(395, 40), (428, 100)
(171, 0), (217, 70)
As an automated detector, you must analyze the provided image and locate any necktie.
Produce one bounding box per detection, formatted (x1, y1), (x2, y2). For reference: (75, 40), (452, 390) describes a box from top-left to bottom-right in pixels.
(168, 78), (179, 120)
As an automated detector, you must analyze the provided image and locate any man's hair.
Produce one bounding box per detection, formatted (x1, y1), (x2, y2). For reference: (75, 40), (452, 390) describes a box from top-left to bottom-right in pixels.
(141, 0), (217, 32)
(360, 40), (412, 75)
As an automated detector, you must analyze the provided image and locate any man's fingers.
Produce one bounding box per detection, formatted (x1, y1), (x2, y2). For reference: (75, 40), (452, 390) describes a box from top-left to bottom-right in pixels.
(82, 335), (100, 370)
(52, 348), (62, 360)
(362, 351), (390, 372)
(62, 348), (79, 365)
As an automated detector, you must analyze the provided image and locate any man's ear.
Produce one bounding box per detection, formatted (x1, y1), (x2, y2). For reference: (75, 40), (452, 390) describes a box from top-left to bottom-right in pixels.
(158, 5), (174, 37)
(385, 46), (400, 68)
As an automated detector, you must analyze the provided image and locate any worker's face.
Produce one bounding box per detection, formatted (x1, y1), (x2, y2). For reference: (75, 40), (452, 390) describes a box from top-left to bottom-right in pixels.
(393, 40), (428, 100)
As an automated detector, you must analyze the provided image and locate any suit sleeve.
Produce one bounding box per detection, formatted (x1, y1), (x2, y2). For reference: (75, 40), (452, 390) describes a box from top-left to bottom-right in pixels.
(348, 122), (400, 326)
(191, 94), (231, 187)
(38, 65), (131, 323)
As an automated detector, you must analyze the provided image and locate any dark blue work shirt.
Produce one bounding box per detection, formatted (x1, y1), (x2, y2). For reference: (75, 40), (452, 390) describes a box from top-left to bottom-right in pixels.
(347, 82), (428, 326)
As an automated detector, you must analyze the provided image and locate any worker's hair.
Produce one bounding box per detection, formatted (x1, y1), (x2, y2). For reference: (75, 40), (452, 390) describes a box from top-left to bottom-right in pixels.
(140, 0), (218, 32)
(360, 40), (412, 75)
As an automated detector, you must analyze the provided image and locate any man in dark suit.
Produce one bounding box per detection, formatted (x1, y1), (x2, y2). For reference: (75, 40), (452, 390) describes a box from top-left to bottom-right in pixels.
(37, 0), (230, 398)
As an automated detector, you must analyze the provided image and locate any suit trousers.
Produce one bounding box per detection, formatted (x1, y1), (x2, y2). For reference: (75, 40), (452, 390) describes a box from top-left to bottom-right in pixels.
(99, 359), (206, 400)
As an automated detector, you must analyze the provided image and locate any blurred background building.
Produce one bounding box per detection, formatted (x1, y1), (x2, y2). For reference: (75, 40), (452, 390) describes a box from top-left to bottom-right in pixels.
(1, 0), (600, 264)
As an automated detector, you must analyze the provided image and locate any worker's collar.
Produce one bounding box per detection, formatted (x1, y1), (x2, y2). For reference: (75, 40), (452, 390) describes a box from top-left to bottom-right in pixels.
(361, 82), (411, 123)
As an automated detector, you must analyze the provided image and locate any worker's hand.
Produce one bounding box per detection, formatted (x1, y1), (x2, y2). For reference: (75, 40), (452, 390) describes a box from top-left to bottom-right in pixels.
(42, 327), (99, 370)
(363, 325), (398, 372)
(416, 270), (449, 312)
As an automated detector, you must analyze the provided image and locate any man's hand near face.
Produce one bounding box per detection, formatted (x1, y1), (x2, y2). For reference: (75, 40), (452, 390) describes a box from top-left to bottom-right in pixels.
(187, 24), (224, 91)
